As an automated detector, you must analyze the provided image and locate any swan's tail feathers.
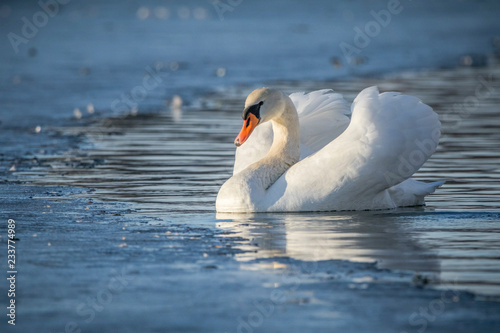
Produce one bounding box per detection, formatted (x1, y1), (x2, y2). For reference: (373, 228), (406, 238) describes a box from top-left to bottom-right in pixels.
(388, 179), (445, 207)
(423, 180), (446, 193)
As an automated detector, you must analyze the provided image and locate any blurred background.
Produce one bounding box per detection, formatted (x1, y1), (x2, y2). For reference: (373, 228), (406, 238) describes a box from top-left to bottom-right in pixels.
(1, 0), (499, 127)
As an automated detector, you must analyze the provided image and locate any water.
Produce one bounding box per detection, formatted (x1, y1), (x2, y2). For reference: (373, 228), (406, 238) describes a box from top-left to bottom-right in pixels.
(1, 0), (500, 125)
(2, 1), (500, 331)
(16, 64), (500, 298)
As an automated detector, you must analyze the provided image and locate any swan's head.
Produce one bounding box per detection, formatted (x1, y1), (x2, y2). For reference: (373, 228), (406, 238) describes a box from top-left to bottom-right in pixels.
(235, 88), (286, 147)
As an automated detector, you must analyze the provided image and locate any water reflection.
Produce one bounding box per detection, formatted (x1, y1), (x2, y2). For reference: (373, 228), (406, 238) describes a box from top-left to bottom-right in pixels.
(216, 210), (500, 295)
(216, 210), (441, 273)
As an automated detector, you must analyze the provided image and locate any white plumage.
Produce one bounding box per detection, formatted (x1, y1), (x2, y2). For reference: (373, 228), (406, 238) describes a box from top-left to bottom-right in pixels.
(217, 86), (444, 213)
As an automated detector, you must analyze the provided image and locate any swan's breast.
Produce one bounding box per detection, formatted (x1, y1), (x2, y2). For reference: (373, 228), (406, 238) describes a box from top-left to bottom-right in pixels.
(216, 172), (258, 213)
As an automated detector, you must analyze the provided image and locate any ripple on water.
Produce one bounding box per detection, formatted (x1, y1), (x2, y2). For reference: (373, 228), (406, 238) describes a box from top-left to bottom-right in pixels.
(17, 64), (500, 296)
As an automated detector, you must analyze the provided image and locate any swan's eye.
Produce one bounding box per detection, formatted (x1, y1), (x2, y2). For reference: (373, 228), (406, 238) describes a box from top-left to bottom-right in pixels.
(242, 102), (263, 120)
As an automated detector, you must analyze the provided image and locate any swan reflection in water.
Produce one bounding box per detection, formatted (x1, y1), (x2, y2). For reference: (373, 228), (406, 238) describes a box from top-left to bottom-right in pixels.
(216, 209), (441, 278)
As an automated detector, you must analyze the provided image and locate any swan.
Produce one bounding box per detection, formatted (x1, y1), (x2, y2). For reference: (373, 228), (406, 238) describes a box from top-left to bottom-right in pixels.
(216, 87), (444, 213)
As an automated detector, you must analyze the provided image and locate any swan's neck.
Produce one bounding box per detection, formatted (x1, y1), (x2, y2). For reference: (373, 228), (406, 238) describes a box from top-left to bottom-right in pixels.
(252, 98), (300, 190)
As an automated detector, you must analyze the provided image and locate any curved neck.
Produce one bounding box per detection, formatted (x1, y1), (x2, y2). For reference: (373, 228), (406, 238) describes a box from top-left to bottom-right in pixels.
(252, 97), (300, 190)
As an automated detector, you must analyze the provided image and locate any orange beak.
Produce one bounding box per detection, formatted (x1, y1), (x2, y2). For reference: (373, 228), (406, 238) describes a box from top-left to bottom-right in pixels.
(234, 113), (259, 147)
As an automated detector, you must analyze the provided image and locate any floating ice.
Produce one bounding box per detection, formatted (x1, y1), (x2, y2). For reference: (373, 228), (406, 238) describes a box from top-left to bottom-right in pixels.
(73, 108), (82, 119)
(86, 103), (95, 114)
(216, 67), (226, 77)
(137, 7), (150, 20)
(170, 95), (183, 109)
(154, 6), (169, 20)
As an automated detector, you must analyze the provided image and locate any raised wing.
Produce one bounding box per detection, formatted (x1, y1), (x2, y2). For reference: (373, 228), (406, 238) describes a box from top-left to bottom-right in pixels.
(264, 86), (441, 211)
(290, 89), (350, 153)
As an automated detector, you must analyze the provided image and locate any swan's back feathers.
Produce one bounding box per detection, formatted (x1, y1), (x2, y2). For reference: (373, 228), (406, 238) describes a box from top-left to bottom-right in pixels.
(233, 89), (350, 175)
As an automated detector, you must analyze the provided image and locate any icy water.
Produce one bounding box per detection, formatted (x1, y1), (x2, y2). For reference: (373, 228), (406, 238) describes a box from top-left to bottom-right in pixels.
(18, 64), (500, 297)
(2, 0), (500, 331)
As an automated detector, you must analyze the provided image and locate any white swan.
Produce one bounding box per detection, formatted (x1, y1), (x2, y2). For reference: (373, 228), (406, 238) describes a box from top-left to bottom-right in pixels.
(216, 87), (444, 213)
